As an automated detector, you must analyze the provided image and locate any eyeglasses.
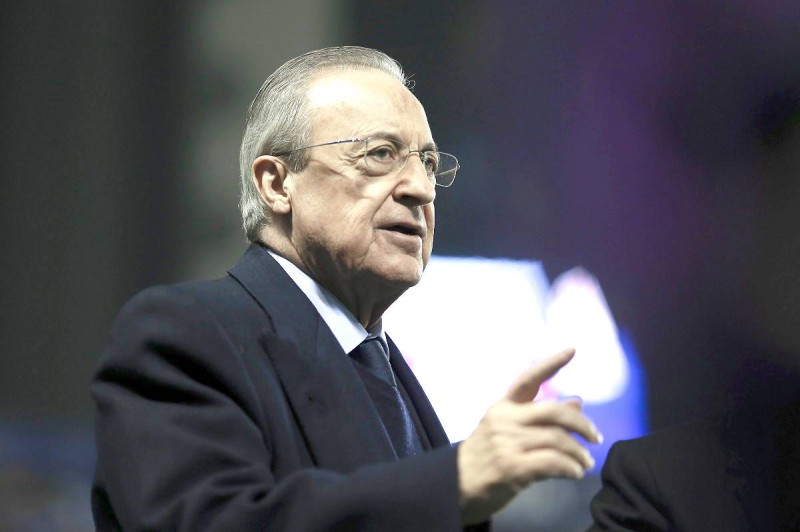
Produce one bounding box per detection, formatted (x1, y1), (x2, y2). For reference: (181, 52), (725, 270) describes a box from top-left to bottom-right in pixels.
(272, 137), (459, 187)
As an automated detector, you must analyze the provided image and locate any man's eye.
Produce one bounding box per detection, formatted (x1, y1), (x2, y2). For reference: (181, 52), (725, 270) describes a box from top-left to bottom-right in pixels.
(367, 146), (398, 161)
(422, 152), (439, 173)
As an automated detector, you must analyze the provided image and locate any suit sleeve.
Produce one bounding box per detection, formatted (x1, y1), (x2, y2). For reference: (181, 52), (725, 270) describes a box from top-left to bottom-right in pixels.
(588, 440), (669, 532)
(91, 285), (471, 532)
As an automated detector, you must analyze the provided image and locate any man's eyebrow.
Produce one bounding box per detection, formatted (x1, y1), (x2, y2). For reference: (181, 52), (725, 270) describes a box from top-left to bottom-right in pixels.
(368, 132), (438, 152)
(420, 140), (438, 152)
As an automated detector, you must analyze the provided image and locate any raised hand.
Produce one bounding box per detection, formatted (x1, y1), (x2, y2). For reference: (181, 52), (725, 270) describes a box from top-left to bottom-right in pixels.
(457, 348), (603, 525)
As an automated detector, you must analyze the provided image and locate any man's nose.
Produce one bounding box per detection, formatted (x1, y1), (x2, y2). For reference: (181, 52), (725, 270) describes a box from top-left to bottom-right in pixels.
(395, 154), (436, 205)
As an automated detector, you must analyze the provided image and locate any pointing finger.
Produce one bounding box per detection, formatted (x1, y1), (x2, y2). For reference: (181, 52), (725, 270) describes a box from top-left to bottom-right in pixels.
(506, 348), (575, 403)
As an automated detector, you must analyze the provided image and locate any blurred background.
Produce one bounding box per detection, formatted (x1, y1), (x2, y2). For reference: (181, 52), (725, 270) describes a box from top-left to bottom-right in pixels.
(3, 1), (800, 530)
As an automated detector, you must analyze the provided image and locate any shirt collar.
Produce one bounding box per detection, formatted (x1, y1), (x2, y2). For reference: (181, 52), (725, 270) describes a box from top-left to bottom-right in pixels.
(268, 249), (384, 354)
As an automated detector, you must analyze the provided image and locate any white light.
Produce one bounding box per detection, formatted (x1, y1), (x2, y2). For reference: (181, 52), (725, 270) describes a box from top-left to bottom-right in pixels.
(385, 256), (629, 441)
(545, 268), (629, 403)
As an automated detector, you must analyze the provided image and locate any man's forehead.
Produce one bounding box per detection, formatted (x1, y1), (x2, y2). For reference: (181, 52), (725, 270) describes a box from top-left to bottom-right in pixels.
(304, 69), (433, 145)
(306, 69), (411, 107)
(305, 69), (429, 131)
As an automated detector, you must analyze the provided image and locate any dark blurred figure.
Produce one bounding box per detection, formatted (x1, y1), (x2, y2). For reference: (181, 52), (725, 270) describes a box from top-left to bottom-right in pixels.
(589, 97), (800, 530)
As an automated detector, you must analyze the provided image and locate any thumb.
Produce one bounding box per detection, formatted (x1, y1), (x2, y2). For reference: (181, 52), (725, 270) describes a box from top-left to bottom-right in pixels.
(506, 348), (575, 403)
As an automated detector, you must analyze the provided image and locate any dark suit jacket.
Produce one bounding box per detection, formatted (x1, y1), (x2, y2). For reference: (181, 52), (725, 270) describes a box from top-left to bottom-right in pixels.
(92, 244), (475, 531)
(589, 369), (800, 532)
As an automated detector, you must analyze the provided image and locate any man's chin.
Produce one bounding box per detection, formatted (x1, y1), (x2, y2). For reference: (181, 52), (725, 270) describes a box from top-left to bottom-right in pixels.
(365, 259), (424, 291)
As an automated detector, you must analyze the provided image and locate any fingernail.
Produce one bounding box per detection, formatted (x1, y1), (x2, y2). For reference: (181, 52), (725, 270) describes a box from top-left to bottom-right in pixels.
(588, 424), (603, 443)
(583, 450), (595, 469)
(575, 466), (585, 479)
(565, 395), (584, 407)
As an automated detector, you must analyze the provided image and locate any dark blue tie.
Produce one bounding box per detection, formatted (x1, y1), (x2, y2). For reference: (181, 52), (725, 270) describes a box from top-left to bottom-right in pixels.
(351, 337), (423, 457)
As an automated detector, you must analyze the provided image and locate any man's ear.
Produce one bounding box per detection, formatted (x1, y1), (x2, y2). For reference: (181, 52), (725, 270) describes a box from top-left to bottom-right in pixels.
(252, 155), (292, 215)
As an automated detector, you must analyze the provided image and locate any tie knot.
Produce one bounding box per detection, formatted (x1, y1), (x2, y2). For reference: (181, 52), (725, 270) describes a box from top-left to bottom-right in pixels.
(351, 337), (395, 386)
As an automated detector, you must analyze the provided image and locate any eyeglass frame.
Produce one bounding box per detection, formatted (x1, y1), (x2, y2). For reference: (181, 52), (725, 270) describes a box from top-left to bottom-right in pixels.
(271, 137), (459, 187)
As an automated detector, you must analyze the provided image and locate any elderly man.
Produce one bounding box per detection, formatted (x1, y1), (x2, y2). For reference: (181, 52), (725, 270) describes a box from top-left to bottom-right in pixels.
(92, 46), (601, 531)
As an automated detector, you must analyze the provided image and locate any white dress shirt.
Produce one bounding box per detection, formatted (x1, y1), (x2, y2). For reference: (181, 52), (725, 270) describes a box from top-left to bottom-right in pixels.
(268, 250), (387, 355)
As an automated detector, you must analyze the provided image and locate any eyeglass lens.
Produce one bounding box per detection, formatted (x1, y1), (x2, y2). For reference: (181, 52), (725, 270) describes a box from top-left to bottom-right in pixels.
(363, 138), (457, 187)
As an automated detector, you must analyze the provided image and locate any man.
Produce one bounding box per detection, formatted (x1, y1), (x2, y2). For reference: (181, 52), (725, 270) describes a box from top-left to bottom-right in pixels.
(92, 46), (602, 531)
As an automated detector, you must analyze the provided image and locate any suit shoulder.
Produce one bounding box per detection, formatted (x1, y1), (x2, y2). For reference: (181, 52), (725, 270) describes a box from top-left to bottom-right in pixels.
(591, 416), (732, 530)
(101, 275), (270, 370)
(120, 275), (245, 313)
(611, 416), (723, 456)
(112, 275), (268, 333)
(603, 415), (728, 493)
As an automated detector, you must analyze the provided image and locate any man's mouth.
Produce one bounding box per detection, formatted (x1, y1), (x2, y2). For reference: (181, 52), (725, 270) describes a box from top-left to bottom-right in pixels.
(384, 223), (424, 237)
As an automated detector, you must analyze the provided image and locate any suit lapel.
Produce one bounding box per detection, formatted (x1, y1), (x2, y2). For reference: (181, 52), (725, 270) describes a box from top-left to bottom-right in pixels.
(229, 244), (396, 472)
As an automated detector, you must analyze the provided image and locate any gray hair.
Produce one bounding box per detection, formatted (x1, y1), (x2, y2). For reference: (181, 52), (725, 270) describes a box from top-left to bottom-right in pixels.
(239, 46), (408, 242)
